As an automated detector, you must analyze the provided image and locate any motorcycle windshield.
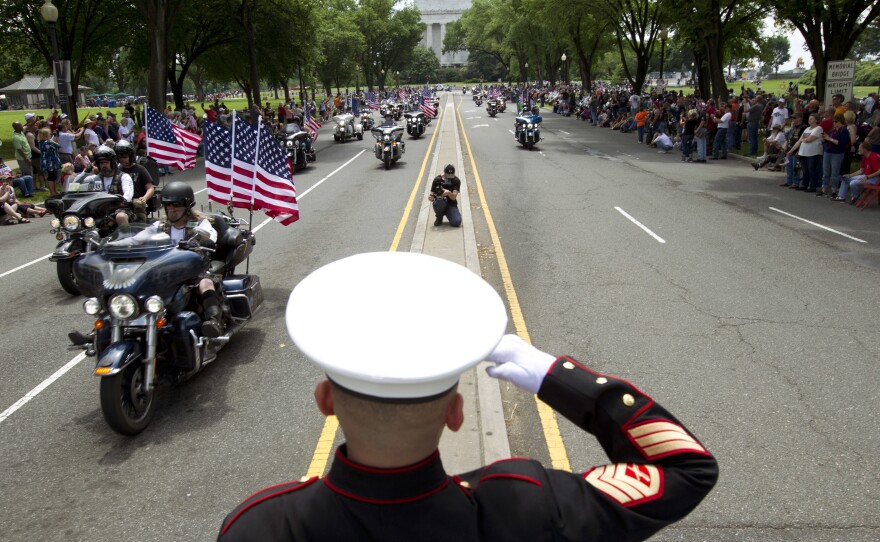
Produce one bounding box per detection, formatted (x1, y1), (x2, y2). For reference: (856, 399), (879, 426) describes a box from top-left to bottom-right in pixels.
(103, 224), (174, 252)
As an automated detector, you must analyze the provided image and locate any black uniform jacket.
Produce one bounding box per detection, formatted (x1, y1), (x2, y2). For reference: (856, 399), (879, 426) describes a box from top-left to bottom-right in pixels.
(218, 357), (718, 541)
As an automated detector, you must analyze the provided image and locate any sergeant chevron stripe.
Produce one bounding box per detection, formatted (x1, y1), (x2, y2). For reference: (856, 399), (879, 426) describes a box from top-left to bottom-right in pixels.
(627, 420), (708, 459)
(584, 463), (663, 507)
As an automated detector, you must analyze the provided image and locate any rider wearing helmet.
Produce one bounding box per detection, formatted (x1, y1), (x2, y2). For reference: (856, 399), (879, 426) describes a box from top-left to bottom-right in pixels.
(86, 144), (135, 226)
(115, 140), (155, 222)
(428, 163), (462, 228)
(154, 181), (223, 337)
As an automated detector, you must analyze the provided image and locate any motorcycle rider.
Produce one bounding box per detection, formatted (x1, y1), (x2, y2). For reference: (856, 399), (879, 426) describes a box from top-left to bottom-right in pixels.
(85, 145), (134, 227)
(115, 140), (155, 222)
(152, 182), (224, 337)
(290, 116), (313, 153)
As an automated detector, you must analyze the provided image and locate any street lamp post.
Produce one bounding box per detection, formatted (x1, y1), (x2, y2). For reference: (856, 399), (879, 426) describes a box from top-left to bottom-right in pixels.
(380, 69), (385, 92)
(659, 30), (668, 87)
(396, 70), (400, 89)
(561, 53), (567, 85)
(356, 65), (360, 94)
(40, 0), (66, 115)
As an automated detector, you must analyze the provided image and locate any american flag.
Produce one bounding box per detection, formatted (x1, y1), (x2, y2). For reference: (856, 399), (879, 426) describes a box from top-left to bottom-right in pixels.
(145, 105), (201, 170)
(365, 92), (379, 110)
(419, 94), (436, 118)
(203, 115), (299, 225)
(304, 107), (321, 141)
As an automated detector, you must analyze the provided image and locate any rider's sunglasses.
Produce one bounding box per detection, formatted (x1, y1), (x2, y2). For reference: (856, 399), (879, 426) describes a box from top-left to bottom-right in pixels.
(164, 202), (185, 208)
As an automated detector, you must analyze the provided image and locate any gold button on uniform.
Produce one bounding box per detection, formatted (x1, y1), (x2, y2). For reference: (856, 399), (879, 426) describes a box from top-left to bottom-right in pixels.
(300, 476), (311, 483)
(562, 361), (575, 370)
(596, 377), (608, 384)
(459, 480), (471, 489)
(622, 394), (635, 407)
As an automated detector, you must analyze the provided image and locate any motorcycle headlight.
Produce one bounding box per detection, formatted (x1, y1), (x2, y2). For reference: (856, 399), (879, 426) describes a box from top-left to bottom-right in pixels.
(83, 217), (95, 228)
(527, 123), (534, 129)
(383, 135), (391, 141)
(286, 140), (294, 147)
(63, 215), (80, 231)
(338, 122), (345, 127)
(83, 297), (101, 315)
(108, 294), (139, 320)
(51, 218), (60, 228)
(144, 295), (164, 314)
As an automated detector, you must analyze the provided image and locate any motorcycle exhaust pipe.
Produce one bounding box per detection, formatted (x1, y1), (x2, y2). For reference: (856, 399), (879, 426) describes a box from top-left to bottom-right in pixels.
(144, 315), (158, 391)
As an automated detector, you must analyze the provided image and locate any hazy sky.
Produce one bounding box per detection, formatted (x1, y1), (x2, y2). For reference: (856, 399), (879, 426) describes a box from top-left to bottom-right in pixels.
(764, 17), (809, 71)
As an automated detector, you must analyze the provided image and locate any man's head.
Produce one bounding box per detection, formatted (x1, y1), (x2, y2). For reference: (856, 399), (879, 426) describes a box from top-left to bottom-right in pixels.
(860, 139), (873, 155)
(161, 181), (195, 224)
(93, 145), (117, 176)
(443, 164), (455, 178)
(12, 121), (22, 133)
(115, 140), (136, 167)
(286, 252), (507, 464)
(24, 113), (35, 124)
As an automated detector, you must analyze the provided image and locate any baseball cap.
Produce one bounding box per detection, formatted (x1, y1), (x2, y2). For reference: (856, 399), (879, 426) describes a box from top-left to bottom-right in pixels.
(24, 113), (34, 121)
(778, 97), (785, 102)
(286, 252), (508, 400)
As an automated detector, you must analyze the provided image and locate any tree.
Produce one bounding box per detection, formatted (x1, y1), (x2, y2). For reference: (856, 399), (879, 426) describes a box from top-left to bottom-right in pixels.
(404, 46), (440, 84)
(354, 0), (424, 91)
(852, 19), (880, 61)
(134, 0), (184, 112)
(598, 0), (666, 94)
(0, 0), (138, 123)
(775, 0), (880, 100)
(762, 34), (790, 74)
(315, 0), (362, 96)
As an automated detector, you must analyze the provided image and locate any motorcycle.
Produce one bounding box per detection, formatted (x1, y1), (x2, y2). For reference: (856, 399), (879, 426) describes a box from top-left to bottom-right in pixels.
(45, 183), (126, 295)
(361, 112), (375, 131)
(486, 99), (498, 117)
(371, 125), (405, 170)
(332, 113), (363, 143)
(514, 113), (543, 150)
(404, 111), (426, 138)
(68, 216), (260, 435)
(499, 98), (507, 113)
(283, 125), (316, 172)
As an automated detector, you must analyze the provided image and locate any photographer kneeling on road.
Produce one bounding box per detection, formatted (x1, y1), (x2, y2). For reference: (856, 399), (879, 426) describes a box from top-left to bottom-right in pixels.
(428, 164), (462, 227)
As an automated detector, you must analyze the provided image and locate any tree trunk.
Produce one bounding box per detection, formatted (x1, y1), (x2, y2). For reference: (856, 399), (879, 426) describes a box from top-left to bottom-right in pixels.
(241, 0), (261, 108)
(142, 0), (171, 112)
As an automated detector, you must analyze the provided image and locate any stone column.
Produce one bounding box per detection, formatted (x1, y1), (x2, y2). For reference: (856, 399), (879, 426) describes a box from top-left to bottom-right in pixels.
(425, 23), (432, 50)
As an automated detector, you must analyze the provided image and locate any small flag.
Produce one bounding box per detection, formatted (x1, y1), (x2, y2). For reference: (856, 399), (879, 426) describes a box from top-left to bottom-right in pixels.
(365, 92), (379, 110)
(304, 107), (321, 142)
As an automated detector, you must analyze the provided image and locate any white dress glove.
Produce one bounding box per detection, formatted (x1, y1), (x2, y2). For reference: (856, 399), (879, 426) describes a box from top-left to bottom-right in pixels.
(485, 334), (557, 394)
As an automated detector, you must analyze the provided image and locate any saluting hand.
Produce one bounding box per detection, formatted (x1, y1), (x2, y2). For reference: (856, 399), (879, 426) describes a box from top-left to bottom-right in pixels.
(485, 334), (557, 394)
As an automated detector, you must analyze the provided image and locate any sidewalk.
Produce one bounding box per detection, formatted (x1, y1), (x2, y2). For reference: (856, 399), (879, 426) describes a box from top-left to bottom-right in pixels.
(409, 94), (511, 474)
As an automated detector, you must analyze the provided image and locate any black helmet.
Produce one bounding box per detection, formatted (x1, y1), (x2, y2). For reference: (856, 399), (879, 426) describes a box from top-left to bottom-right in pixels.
(531, 105), (539, 115)
(93, 145), (117, 170)
(114, 139), (136, 163)
(161, 181), (195, 209)
(444, 164), (455, 175)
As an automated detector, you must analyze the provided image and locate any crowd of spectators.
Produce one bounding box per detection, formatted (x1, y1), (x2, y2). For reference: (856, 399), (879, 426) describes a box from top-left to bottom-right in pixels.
(533, 82), (880, 205)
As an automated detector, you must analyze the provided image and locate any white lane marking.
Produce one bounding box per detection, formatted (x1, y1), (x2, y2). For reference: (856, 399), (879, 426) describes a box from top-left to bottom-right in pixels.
(615, 206), (666, 244)
(195, 188), (206, 195)
(0, 152), (366, 424)
(508, 130), (515, 135)
(0, 254), (51, 279)
(464, 109), (475, 113)
(472, 124), (489, 128)
(769, 207), (867, 243)
(466, 116), (481, 120)
(0, 352), (87, 425)
(560, 130), (570, 135)
(539, 151), (546, 157)
(236, 150), (367, 236)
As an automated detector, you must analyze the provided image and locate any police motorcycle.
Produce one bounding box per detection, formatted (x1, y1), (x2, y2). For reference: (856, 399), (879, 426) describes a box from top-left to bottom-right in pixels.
(371, 121), (405, 170)
(514, 106), (543, 150)
(404, 111), (426, 138)
(498, 97), (507, 112)
(45, 146), (128, 295)
(474, 92), (483, 107)
(360, 110), (375, 131)
(486, 98), (499, 117)
(391, 101), (404, 120)
(332, 113), (363, 142)
(68, 183), (260, 435)
(379, 102), (392, 118)
(284, 123), (316, 172)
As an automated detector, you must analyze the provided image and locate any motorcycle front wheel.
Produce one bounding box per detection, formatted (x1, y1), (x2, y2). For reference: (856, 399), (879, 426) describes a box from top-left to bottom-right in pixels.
(99, 362), (156, 435)
(384, 156), (391, 170)
(57, 259), (80, 295)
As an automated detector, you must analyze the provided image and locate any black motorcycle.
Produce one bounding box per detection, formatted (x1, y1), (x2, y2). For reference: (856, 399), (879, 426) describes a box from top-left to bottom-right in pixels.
(486, 99), (498, 117)
(404, 111), (426, 138)
(45, 189), (126, 295)
(371, 125), (405, 170)
(69, 216), (260, 435)
(284, 126), (316, 172)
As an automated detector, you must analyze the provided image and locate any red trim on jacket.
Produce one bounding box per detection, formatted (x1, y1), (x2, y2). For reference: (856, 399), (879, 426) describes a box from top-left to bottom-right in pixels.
(334, 448), (440, 474)
(323, 476), (450, 504)
(221, 477), (319, 535)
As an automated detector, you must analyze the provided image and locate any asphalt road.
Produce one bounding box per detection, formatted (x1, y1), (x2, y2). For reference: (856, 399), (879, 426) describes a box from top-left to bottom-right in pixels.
(1, 93), (878, 541)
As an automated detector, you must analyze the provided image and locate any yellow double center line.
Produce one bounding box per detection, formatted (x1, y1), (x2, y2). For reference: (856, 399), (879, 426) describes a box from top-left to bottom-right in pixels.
(305, 96), (571, 477)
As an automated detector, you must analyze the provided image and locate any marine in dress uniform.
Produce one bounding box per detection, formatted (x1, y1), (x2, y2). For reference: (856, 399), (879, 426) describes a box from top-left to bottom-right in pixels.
(218, 252), (718, 541)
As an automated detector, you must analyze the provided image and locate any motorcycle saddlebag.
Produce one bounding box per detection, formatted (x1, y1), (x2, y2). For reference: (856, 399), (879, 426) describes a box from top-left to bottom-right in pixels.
(222, 275), (263, 320)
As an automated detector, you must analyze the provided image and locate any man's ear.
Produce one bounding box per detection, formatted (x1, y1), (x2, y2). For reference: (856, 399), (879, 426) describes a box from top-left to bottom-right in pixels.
(314, 379), (335, 416)
(445, 392), (464, 432)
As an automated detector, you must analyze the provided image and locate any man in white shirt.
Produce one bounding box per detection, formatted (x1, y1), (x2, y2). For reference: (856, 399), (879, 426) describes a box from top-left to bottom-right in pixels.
(753, 125), (787, 170)
(712, 103), (732, 159)
(629, 92), (640, 114)
(769, 97), (789, 130)
(862, 93), (875, 117)
(84, 145), (134, 226)
(650, 131), (674, 153)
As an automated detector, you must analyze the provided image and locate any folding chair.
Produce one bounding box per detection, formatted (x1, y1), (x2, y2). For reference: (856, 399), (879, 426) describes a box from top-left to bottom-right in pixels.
(854, 182), (880, 211)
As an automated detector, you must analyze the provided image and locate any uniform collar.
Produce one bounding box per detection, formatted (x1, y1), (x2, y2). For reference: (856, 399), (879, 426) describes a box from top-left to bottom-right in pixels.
(324, 444), (449, 504)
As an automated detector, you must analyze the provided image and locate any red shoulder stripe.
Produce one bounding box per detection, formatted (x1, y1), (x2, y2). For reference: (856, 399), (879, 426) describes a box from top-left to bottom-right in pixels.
(221, 477), (319, 535)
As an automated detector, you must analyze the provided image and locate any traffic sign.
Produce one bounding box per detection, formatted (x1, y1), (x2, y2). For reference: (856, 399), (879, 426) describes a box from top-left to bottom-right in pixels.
(825, 60), (855, 102)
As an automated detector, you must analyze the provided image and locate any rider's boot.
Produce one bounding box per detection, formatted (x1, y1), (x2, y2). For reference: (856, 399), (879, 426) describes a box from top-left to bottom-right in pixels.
(201, 290), (223, 338)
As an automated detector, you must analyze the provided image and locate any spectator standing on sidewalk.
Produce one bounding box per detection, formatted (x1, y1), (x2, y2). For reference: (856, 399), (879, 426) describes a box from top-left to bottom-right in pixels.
(712, 103), (731, 160)
(694, 105), (708, 163)
(818, 115), (849, 198)
(781, 116), (807, 188)
(681, 109), (697, 162)
(788, 113), (824, 192)
(747, 96), (765, 156)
